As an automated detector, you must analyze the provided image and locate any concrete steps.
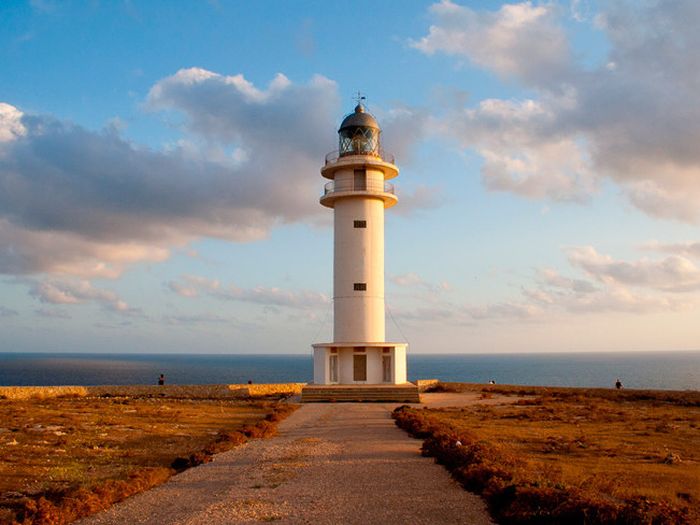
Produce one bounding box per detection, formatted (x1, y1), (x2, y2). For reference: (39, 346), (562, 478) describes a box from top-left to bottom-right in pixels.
(301, 384), (420, 403)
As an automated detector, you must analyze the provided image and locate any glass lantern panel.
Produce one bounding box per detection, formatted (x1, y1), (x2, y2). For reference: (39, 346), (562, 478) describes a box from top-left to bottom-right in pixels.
(339, 127), (380, 156)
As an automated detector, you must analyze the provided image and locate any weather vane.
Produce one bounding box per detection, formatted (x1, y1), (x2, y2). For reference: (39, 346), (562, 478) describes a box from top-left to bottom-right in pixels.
(354, 91), (366, 106)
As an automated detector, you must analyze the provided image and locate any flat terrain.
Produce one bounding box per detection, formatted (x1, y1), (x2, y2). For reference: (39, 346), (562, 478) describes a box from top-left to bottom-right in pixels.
(78, 402), (494, 525)
(0, 396), (282, 524)
(3, 386), (697, 524)
(399, 385), (700, 524)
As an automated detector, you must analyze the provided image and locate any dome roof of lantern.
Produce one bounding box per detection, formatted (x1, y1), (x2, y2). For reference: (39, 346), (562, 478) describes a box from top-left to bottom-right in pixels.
(338, 104), (380, 132)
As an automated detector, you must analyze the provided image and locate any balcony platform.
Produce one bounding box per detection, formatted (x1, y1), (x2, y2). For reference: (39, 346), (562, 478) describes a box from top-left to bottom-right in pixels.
(319, 187), (398, 209)
(321, 152), (398, 180)
(301, 383), (420, 403)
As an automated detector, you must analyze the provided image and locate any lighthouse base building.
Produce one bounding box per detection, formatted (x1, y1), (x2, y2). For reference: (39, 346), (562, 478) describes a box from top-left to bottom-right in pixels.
(304, 343), (418, 402)
(302, 102), (419, 403)
(311, 343), (407, 385)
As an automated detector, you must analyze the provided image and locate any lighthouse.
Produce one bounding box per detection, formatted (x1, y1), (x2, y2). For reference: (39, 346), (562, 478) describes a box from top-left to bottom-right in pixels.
(311, 101), (409, 388)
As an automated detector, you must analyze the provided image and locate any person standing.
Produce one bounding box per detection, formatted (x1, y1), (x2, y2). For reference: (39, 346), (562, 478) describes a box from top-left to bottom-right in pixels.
(158, 374), (165, 386)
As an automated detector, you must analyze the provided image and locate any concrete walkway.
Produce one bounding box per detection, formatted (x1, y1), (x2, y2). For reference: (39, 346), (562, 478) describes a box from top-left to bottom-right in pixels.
(78, 402), (493, 525)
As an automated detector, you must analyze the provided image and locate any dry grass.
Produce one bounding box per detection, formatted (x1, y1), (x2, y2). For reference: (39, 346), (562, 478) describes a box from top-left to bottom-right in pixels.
(0, 396), (297, 524)
(395, 387), (699, 524)
(428, 381), (700, 406)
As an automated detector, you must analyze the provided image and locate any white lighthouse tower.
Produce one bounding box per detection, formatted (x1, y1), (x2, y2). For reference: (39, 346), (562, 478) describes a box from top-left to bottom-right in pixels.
(310, 101), (412, 392)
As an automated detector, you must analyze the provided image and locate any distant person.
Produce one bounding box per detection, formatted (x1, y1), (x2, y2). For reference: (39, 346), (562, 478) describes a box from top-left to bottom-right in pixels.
(488, 380), (496, 385)
(615, 378), (623, 390)
(158, 374), (165, 386)
(247, 379), (253, 385)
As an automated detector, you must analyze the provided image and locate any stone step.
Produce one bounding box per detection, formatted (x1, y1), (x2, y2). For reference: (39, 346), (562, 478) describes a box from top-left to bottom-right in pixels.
(302, 393), (419, 398)
(302, 396), (420, 403)
(301, 384), (420, 403)
(303, 389), (416, 394)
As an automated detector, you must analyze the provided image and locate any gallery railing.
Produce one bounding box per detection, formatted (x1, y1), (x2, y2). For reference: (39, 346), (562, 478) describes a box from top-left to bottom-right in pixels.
(324, 149), (395, 166)
(323, 180), (395, 196)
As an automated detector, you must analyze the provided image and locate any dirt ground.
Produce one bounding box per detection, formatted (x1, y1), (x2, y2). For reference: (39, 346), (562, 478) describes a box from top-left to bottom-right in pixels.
(78, 401), (494, 525)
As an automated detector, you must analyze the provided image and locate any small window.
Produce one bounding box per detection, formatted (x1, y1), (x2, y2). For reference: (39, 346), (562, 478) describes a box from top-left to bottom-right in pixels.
(354, 283), (367, 291)
(354, 220), (367, 228)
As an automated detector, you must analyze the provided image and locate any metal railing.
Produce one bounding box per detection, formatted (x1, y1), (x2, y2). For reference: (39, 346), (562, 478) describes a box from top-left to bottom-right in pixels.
(323, 180), (395, 196)
(324, 149), (395, 166)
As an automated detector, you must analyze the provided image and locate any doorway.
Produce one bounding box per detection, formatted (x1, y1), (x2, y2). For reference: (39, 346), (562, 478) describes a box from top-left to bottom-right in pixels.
(353, 354), (367, 381)
(382, 355), (392, 383)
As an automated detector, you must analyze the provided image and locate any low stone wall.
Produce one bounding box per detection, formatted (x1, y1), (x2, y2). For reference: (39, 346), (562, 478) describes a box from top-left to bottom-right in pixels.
(89, 385), (246, 399)
(0, 386), (90, 400)
(0, 383), (307, 401)
(414, 379), (440, 392)
(244, 383), (306, 397)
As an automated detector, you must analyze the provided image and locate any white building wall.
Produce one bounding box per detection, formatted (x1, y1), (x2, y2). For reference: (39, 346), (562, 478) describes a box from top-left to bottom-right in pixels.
(313, 347), (327, 384)
(338, 348), (354, 383)
(393, 345), (407, 383)
(333, 186), (385, 343)
(367, 347), (383, 383)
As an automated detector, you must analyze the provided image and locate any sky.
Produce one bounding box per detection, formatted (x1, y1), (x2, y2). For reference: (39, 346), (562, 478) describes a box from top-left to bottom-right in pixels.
(1, 0), (700, 355)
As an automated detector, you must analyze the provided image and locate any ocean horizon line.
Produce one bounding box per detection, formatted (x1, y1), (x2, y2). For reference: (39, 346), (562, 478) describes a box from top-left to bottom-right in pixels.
(1, 351), (698, 390)
(1, 349), (699, 356)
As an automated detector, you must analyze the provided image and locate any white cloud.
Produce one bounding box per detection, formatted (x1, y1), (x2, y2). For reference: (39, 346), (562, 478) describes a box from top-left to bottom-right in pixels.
(393, 246), (699, 326)
(463, 301), (541, 320)
(446, 96), (596, 201)
(392, 185), (442, 216)
(525, 267), (688, 314)
(0, 72), (339, 278)
(643, 240), (700, 260)
(376, 105), (432, 165)
(27, 278), (134, 313)
(0, 103), (26, 143)
(412, 1), (571, 86)
(569, 0), (591, 23)
(168, 282), (198, 298)
(562, 285), (683, 314)
(390, 305), (456, 323)
(390, 272), (451, 293)
(0, 68), (435, 280)
(415, 0), (700, 221)
(168, 275), (329, 310)
(538, 267), (597, 294)
(567, 246), (700, 293)
(391, 272), (426, 287)
(0, 219), (170, 278)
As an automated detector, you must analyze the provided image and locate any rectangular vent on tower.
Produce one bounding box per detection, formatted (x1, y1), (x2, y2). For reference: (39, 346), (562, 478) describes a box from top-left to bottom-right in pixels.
(354, 283), (367, 291)
(353, 169), (367, 190)
(353, 220), (367, 228)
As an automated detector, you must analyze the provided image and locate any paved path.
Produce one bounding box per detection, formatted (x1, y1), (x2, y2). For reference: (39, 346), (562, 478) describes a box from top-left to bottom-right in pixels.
(79, 402), (493, 525)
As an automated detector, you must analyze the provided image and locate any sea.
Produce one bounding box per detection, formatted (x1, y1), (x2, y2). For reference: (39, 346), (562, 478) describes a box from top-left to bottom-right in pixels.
(0, 351), (698, 390)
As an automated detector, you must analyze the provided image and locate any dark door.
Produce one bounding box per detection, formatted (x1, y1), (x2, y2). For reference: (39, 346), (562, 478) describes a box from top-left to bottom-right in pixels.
(353, 354), (367, 381)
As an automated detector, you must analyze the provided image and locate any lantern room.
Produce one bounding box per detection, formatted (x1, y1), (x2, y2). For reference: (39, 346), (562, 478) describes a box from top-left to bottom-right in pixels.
(338, 104), (381, 157)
